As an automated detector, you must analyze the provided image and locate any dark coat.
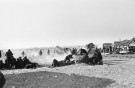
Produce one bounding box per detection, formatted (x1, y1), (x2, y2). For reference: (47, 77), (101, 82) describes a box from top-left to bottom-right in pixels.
(0, 72), (6, 88)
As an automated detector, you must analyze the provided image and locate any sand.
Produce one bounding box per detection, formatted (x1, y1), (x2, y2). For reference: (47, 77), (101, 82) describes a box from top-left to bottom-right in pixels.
(1, 55), (135, 88)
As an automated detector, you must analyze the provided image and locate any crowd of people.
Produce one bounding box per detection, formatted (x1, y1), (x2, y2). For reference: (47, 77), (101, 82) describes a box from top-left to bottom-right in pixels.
(0, 43), (103, 88)
(52, 43), (103, 67)
(0, 43), (103, 69)
(0, 49), (39, 70)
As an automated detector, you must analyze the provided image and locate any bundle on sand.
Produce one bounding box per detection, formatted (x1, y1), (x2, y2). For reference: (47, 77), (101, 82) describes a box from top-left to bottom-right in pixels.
(0, 72), (6, 88)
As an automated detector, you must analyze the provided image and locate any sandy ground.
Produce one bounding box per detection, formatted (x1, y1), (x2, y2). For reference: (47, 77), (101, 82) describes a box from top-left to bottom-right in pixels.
(3, 71), (114, 88)
(1, 55), (135, 88)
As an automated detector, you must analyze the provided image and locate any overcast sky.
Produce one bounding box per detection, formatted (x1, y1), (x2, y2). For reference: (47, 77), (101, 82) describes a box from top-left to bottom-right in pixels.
(0, 0), (135, 49)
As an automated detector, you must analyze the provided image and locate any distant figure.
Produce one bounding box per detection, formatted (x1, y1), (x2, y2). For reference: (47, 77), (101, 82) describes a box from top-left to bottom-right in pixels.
(47, 49), (50, 55)
(54, 50), (56, 53)
(39, 50), (42, 56)
(109, 46), (112, 54)
(0, 72), (6, 88)
(21, 51), (25, 57)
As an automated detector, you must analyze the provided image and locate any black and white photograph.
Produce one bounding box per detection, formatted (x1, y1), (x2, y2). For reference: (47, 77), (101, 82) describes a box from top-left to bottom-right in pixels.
(0, 0), (135, 88)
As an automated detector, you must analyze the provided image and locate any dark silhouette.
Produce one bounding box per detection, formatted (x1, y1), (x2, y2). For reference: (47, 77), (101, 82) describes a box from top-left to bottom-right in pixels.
(22, 51), (25, 57)
(39, 50), (42, 56)
(25, 63), (38, 69)
(64, 54), (72, 63)
(71, 48), (77, 55)
(52, 59), (60, 67)
(5, 49), (16, 69)
(0, 72), (6, 88)
(23, 56), (31, 67)
(52, 45), (103, 67)
(6, 49), (13, 58)
(78, 48), (88, 55)
(0, 60), (4, 69)
(15, 57), (24, 69)
(89, 49), (103, 65)
(86, 43), (95, 54)
(0, 50), (1, 58)
(0, 49), (39, 70)
(47, 49), (50, 55)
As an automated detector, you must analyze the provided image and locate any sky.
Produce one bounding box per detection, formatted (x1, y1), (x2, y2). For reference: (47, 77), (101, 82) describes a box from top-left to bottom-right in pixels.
(0, 0), (135, 49)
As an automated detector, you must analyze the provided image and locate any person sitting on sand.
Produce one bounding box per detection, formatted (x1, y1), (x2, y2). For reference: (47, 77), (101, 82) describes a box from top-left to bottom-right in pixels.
(89, 49), (103, 65)
(64, 55), (73, 63)
(52, 59), (60, 67)
(0, 60), (4, 70)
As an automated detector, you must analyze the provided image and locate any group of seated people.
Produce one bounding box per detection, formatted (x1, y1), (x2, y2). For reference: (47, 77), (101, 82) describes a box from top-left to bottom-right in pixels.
(52, 48), (103, 67)
(0, 49), (39, 70)
(0, 57), (38, 70)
